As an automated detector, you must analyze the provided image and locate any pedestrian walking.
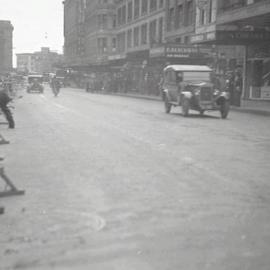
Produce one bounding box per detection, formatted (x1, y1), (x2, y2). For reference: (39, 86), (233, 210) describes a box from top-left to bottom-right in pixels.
(234, 71), (242, 107)
(0, 87), (15, 129)
(51, 76), (61, 97)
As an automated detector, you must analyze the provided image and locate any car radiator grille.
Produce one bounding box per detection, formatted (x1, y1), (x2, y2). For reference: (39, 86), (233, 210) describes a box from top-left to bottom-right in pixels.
(200, 87), (213, 102)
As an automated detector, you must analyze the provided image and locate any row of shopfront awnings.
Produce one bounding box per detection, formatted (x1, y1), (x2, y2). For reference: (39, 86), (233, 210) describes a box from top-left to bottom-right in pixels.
(108, 29), (270, 65)
(108, 43), (214, 63)
(191, 30), (270, 45)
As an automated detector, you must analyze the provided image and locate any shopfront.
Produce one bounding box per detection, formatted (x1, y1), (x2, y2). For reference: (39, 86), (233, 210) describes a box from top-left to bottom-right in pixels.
(192, 29), (270, 104)
(246, 44), (270, 100)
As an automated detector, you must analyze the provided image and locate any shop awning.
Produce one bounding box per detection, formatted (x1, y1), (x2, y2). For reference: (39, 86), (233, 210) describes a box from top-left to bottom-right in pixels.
(191, 30), (270, 45)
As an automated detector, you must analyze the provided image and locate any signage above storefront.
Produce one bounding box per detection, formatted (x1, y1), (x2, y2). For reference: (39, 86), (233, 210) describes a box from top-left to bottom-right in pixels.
(216, 31), (270, 43)
(191, 30), (270, 45)
(108, 54), (126, 61)
(150, 44), (211, 59)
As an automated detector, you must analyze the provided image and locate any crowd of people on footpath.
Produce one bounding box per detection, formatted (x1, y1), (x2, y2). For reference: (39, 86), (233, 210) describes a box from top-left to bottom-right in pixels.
(211, 68), (243, 107)
(84, 69), (165, 97)
(82, 67), (243, 106)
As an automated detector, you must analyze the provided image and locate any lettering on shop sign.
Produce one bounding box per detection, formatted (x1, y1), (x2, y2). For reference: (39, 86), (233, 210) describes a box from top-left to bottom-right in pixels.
(166, 54), (190, 58)
(217, 31), (270, 41)
(165, 47), (198, 54)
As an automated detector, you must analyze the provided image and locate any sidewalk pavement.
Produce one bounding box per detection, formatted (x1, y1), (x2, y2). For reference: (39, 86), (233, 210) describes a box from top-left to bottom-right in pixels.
(108, 92), (270, 117)
(68, 88), (270, 117)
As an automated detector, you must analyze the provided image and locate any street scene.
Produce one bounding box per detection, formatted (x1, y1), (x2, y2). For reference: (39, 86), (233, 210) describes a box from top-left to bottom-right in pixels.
(1, 0), (270, 269)
(0, 86), (269, 269)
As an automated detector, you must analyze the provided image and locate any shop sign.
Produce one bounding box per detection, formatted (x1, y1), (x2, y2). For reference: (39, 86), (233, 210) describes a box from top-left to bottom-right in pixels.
(149, 46), (165, 57)
(165, 44), (199, 58)
(216, 31), (270, 42)
(108, 54), (126, 61)
(190, 32), (216, 43)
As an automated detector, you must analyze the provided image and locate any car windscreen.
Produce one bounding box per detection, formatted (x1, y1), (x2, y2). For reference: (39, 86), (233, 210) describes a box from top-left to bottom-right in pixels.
(181, 71), (210, 82)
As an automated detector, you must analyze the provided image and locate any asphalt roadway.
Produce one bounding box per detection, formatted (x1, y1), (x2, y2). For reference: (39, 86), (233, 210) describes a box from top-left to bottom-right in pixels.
(1, 86), (270, 270)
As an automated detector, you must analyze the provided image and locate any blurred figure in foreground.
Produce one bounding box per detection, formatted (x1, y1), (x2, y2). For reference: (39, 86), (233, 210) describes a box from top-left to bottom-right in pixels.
(0, 86), (15, 129)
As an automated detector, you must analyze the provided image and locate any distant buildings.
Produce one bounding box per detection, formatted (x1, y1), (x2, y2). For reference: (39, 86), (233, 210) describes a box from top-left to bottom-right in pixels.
(16, 47), (63, 74)
(0, 20), (13, 74)
(16, 53), (36, 74)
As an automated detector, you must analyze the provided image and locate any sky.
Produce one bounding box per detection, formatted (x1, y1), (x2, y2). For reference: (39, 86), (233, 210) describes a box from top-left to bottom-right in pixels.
(0, 0), (64, 64)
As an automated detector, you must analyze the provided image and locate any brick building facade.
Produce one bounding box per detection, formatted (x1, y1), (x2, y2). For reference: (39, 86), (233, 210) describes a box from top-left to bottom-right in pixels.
(0, 20), (13, 74)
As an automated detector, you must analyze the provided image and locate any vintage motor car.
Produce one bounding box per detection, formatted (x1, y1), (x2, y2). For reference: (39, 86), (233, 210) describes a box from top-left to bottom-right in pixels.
(27, 74), (44, 93)
(162, 65), (230, 118)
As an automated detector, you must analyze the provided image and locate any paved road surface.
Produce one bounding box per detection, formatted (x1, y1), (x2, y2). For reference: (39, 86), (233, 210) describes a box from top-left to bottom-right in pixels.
(1, 87), (270, 270)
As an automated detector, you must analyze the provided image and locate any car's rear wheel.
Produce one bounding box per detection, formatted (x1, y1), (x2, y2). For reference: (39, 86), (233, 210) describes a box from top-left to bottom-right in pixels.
(182, 98), (189, 117)
(220, 101), (230, 119)
(164, 95), (172, 114)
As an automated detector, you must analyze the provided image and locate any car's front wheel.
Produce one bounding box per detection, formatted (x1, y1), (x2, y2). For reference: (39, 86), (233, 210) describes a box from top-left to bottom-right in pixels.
(220, 101), (230, 119)
(164, 95), (172, 114)
(182, 98), (189, 117)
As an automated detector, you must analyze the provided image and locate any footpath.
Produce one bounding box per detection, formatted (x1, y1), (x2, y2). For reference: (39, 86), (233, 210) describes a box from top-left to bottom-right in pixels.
(70, 88), (270, 116)
(108, 92), (270, 117)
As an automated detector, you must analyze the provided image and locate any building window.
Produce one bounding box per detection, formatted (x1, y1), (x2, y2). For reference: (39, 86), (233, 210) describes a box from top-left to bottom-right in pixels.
(98, 37), (107, 54)
(149, 20), (157, 45)
(127, 1), (133, 21)
(208, 0), (213, 23)
(141, 0), (148, 15)
(117, 8), (122, 25)
(167, 6), (174, 31)
(134, 26), (139, 47)
(127, 29), (132, 48)
(158, 17), (163, 43)
(113, 15), (117, 28)
(122, 5), (126, 24)
(186, 0), (194, 26)
(134, 0), (140, 19)
(159, 0), (164, 8)
(117, 32), (126, 52)
(112, 37), (116, 52)
(199, 9), (205, 25)
(141, 24), (147, 45)
(176, 2), (183, 29)
(98, 14), (108, 29)
(150, 0), (157, 12)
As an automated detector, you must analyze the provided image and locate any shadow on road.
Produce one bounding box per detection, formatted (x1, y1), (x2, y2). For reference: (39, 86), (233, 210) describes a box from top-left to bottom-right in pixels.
(169, 112), (221, 120)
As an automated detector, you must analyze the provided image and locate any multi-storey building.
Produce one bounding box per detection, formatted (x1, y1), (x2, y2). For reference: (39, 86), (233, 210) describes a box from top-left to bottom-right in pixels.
(191, 0), (270, 105)
(63, 0), (85, 67)
(16, 47), (63, 74)
(111, 0), (165, 63)
(16, 53), (36, 73)
(33, 47), (63, 74)
(63, 0), (212, 71)
(63, 0), (116, 69)
(0, 20), (13, 74)
(64, 0), (166, 68)
(165, 0), (195, 44)
(85, 0), (116, 67)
